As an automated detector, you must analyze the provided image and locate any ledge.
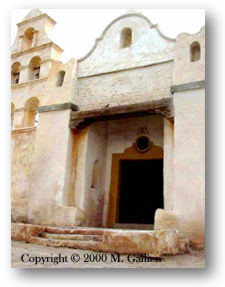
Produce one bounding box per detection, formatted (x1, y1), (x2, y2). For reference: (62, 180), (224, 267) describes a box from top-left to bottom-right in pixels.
(11, 77), (48, 89)
(11, 42), (63, 58)
(11, 126), (36, 134)
(38, 103), (79, 113)
(70, 97), (174, 129)
(171, 80), (205, 93)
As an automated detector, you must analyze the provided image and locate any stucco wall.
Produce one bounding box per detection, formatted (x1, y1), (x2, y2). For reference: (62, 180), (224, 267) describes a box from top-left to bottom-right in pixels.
(78, 13), (175, 77)
(173, 88), (205, 218)
(155, 88), (205, 247)
(11, 128), (36, 222)
(27, 110), (71, 220)
(40, 59), (77, 106)
(72, 128), (89, 210)
(173, 27), (205, 85)
(82, 122), (108, 226)
(78, 62), (173, 111)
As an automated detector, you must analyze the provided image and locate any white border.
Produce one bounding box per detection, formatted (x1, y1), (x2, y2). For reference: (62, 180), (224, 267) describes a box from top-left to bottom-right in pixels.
(1, 0), (224, 285)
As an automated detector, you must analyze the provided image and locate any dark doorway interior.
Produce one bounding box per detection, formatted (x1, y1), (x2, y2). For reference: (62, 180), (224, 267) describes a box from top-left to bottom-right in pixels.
(118, 159), (163, 224)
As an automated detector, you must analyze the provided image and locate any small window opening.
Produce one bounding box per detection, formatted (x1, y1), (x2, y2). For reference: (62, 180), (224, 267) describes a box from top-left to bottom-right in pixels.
(22, 28), (35, 51)
(135, 136), (151, 153)
(23, 97), (39, 127)
(29, 56), (41, 80)
(11, 62), (21, 85)
(120, 28), (132, 48)
(190, 41), (200, 62)
(56, 71), (65, 87)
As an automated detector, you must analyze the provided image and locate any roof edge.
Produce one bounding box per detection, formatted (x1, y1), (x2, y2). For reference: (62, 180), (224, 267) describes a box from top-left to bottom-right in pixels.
(17, 13), (56, 27)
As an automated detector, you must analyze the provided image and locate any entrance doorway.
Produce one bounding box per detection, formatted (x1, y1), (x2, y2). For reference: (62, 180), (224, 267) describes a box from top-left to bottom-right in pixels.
(107, 142), (163, 228)
(118, 159), (163, 225)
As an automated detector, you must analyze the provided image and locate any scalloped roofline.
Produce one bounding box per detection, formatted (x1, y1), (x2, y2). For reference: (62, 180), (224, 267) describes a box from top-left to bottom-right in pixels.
(176, 25), (205, 38)
(78, 12), (176, 63)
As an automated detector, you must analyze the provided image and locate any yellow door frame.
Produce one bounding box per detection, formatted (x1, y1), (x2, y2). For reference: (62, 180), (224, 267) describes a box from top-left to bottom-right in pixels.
(107, 143), (163, 227)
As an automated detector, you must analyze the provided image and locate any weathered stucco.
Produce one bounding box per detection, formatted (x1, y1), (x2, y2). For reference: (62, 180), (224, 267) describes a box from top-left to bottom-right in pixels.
(173, 27), (205, 85)
(78, 13), (175, 77)
(27, 109), (85, 227)
(155, 88), (205, 247)
(82, 122), (108, 226)
(78, 61), (173, 110)
(11, 128), (36, 222)
(11, 9), (205, 249)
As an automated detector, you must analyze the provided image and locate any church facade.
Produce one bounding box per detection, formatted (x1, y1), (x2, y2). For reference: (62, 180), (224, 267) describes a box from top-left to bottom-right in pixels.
(11, 10), (205, 249)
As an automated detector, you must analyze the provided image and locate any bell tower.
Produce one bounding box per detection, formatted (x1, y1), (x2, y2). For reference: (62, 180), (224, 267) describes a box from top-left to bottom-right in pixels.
(11, 9), (63, 84)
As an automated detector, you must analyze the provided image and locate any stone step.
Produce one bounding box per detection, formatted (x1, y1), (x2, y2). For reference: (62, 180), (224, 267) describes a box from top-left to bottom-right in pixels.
(45, 226), (104, 236)
(40, 232), (102, 242)
(30, 236), (101, 251)
(12, 223), (190, 256)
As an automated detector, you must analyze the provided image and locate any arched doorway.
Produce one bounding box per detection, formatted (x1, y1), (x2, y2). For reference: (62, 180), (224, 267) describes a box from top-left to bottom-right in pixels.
(107, 139), (163, 228)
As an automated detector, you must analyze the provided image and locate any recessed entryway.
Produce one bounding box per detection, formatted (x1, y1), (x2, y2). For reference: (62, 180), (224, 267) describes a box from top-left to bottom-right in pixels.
(118, 159), (163, 225)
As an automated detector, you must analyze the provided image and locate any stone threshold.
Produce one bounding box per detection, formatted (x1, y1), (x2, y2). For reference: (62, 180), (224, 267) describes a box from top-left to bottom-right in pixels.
(11, 223), (190, 257)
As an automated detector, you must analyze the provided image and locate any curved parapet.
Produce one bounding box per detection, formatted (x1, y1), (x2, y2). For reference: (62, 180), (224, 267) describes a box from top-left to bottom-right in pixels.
(173, 26), (205, 85)
(78, 12), (176, 77)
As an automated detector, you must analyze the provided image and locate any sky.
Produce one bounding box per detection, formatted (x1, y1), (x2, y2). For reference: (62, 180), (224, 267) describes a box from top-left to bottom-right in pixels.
(11, 9), (205, 63)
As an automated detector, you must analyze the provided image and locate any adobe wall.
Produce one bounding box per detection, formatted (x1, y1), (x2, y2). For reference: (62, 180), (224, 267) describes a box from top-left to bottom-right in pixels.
(155, 27), (205, 247)
(173, 27), (205, 85)
(82, 122), (108, 226)
(174, 87), (205, 209)
(77, 62), (173, 111)
(11, 128), (36, 222)
(173, 87), (205, 246)
(155, 88), (205, 247)
(77, 13), (175, 112)
(78, 14), (175, 77)
(27, 109), (85, 228)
